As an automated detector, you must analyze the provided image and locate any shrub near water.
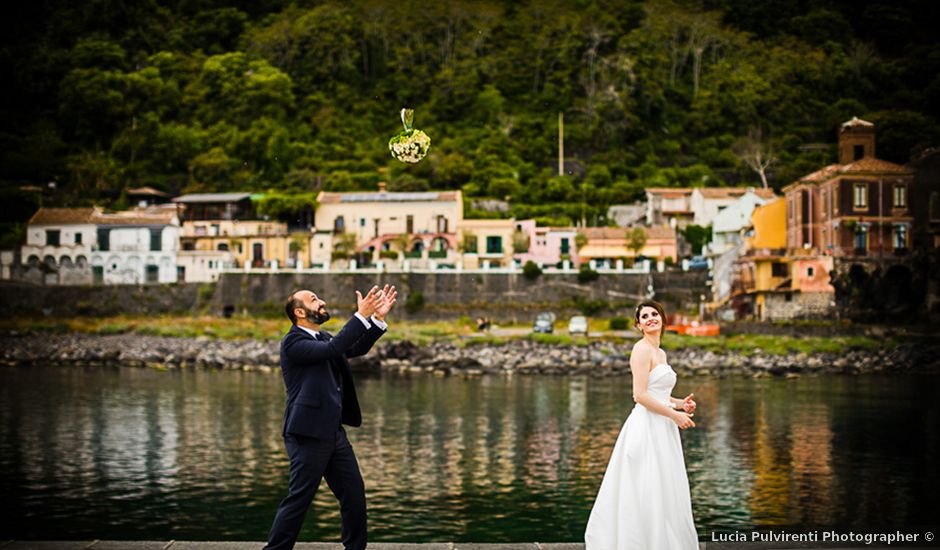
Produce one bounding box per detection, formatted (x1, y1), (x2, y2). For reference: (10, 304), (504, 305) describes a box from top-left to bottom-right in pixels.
(522, 261), (542, 280)
(609, 316), (629, 330)
(404, 291), (425, 314)
(577, 264), (599, 284)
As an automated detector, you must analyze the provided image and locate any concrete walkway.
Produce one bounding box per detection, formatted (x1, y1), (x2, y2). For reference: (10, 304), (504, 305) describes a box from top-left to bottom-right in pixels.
(1, 542), (933, 550)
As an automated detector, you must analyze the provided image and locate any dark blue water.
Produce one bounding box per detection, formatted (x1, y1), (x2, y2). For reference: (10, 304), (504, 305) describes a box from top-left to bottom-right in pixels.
(0, 365), (937, 541)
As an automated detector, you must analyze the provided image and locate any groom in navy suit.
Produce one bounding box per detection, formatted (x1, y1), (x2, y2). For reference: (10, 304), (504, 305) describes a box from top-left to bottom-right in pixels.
(264, 284), (397, 550)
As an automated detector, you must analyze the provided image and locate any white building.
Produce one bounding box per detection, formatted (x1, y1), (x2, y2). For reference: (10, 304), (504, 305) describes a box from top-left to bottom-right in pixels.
(608, 202), (646, 227)
(21, 208), (98, 285)
(91, 208), (181, 284)
(176, 249), (232, 282)
(645, 188), (693, 228)
(690, 187), (777, 228)
(19, 207), (181, 285)
(707, 190), (778, 255)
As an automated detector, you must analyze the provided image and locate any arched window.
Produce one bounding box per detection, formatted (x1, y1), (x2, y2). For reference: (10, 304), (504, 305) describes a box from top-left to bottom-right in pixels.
(43, 255), (57, 269)
(217, 243), (229, 251)
(431, 237), (449, 252)
(930, 192), (940, 222)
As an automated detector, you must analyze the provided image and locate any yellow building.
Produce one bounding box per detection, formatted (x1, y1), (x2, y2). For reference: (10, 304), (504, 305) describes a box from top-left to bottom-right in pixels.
(180, 219), (303, 269)
(734, 199), (788, 319)
(315, 186), (463, 267)
(734, 198), (833, 320)
(457, 219), (518, 269)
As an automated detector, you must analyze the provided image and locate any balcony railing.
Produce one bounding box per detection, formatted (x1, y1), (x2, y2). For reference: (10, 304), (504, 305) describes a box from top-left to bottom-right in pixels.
(404, 251), (422, 259)
(428, 250), (448, 259)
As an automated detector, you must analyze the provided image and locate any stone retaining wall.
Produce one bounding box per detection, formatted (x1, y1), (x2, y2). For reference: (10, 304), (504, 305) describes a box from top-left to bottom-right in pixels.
(0, 271), (710, 321)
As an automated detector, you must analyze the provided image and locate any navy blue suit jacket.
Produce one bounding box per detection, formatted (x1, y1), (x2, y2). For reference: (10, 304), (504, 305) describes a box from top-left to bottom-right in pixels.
(280, 315), (386, 439)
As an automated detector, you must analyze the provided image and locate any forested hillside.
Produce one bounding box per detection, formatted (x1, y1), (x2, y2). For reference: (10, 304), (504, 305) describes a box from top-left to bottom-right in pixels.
(2, 0), (939, 237)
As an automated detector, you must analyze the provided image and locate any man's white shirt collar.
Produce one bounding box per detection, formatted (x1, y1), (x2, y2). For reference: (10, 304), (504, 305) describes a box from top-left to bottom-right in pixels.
(297, 325), (320, 339)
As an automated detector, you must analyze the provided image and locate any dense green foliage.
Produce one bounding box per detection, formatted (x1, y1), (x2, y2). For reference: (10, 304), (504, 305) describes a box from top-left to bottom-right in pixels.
(522, 260), (543, 280)
(681, 223), (712, 254)
(3, 0), (939, 235)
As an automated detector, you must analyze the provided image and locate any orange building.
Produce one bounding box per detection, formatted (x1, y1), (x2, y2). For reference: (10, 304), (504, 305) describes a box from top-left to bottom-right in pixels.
(576, 225), (678, 268)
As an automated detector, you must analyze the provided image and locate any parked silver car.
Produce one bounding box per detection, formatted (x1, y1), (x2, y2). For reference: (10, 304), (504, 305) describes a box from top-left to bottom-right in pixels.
(568, 315), (588, 336)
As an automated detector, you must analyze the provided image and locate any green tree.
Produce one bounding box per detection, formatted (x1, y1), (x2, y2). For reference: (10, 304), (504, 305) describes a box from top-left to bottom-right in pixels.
(681, 224), (712, 255)
(332, 232), (358, 261)
(627, 227), (647, 258)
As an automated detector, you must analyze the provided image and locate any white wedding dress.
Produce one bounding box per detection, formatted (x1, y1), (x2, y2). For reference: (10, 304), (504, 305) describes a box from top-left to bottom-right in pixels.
(585, 363), (698, 550)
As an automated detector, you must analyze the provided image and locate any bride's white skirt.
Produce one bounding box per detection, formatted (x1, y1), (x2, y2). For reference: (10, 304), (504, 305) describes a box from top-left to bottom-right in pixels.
(584, 405), (698, 550)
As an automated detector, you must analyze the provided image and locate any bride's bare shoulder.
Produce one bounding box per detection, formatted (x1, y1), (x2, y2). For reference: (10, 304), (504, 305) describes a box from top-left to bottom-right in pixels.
(631, 339), (652, 354)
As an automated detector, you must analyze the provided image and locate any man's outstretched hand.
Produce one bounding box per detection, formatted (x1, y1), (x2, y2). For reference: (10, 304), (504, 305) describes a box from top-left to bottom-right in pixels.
(373, 284), (397, 321)
(356, 286), (380, 318)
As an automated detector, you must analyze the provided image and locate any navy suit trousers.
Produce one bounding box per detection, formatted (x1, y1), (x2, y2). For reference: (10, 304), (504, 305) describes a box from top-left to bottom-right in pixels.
(264, 428), (366, 550)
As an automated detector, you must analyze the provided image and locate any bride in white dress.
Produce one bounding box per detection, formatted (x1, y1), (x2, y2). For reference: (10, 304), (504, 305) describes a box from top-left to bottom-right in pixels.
(585, 300), (699, 550)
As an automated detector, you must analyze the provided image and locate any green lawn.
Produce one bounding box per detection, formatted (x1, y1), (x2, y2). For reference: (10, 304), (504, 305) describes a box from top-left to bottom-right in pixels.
(0, 315), (887, 354)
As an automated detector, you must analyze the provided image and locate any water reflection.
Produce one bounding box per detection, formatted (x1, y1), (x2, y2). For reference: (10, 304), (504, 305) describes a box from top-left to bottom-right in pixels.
(0, 365), (937, 541)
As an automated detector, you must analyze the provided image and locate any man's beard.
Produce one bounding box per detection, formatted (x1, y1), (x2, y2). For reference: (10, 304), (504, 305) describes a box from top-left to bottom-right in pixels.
(304, 305), (330, 325)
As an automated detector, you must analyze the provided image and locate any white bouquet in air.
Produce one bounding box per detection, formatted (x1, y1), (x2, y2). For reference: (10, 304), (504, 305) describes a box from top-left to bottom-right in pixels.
(388, 108), (431, 163)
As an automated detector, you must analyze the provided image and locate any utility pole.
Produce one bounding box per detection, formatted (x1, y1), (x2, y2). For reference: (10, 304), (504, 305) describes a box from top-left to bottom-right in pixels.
(558, 111), (564, 177)
(581, 183), (586, 228)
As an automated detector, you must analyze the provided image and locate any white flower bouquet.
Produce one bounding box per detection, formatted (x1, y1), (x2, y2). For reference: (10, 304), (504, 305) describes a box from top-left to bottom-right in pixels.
(388, 108), (431, 163)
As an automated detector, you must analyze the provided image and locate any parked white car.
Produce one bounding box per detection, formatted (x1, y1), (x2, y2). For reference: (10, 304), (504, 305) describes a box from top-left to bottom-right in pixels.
(568, 315), (588, 336)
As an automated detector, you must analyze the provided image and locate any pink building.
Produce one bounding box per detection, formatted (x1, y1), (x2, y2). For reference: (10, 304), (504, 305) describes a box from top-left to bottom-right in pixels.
(512, 220), (579, 267)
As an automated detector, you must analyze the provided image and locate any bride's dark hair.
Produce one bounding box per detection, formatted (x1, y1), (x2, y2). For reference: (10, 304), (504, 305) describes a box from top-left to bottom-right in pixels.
(634, 300), (667, 336)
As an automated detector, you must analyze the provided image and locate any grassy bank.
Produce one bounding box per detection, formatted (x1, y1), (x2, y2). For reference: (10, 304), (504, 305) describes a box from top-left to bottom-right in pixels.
(0, 315), (478, 345)
(0, 315), (891, 356)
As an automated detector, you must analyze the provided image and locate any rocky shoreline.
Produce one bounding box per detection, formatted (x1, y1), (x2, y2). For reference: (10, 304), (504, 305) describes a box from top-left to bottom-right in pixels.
(2, 331), (939, 377)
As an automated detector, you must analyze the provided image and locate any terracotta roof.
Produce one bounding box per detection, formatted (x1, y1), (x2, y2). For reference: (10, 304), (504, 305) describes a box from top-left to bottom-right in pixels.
(839, 158), (912, 174)
(794, 158), (912, 188)
(799, 164), (842, 182)
(317, 191), (460, 204)
(173, 193), (253, 203)
(460, 218), (515, 227)
(696, 187), (777, 199)
(28, 207), (97, 225)
(29, 206), (178, 226)
(95, 211), (177, 225)
(127, 186), (171, 197)
(132, 203), (179, 215)
(645, 187), (692, 197)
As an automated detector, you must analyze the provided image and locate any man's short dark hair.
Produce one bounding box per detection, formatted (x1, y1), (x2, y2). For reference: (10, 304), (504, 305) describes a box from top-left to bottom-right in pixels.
(285, 290), (304, 324)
